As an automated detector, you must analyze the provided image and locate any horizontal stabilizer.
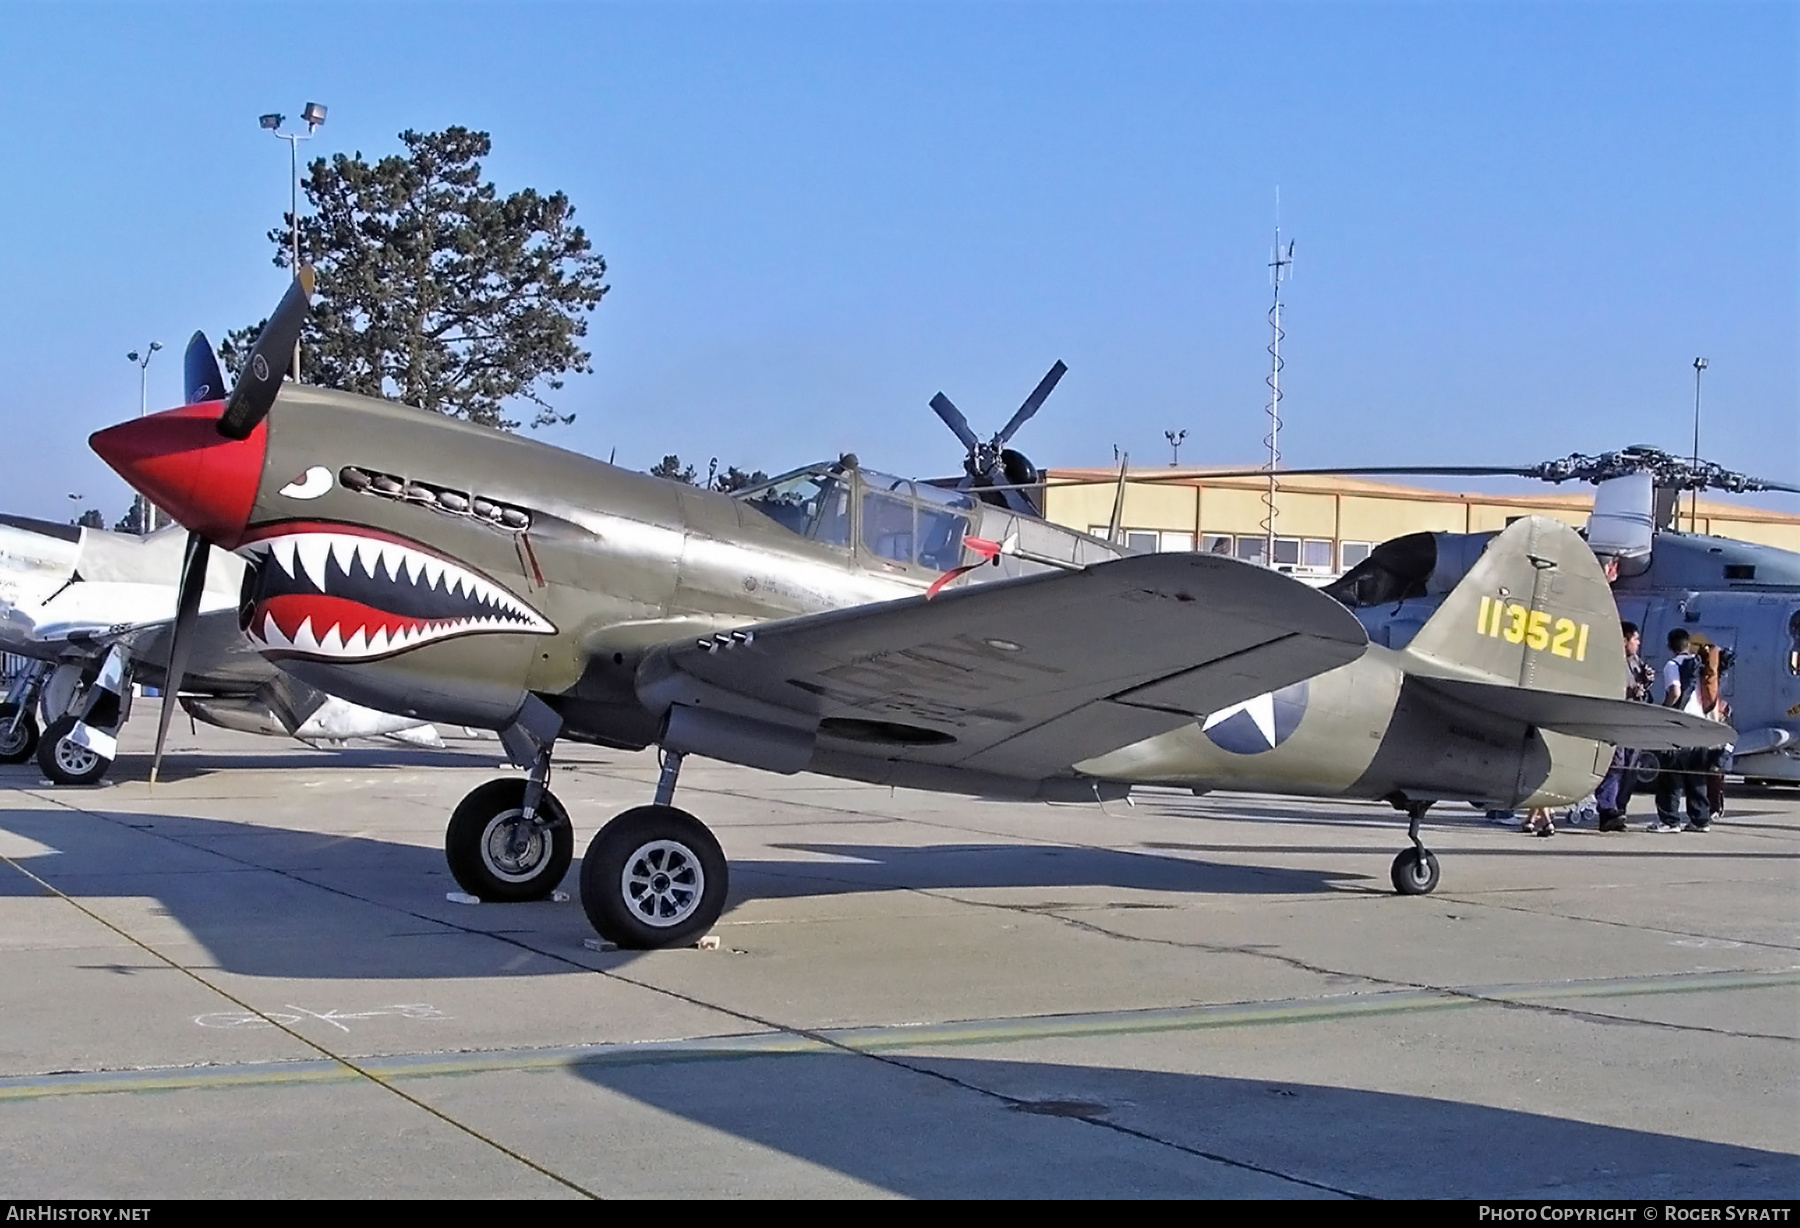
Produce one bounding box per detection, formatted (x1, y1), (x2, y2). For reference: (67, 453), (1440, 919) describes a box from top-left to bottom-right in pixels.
(1413, 676), (1733, 751)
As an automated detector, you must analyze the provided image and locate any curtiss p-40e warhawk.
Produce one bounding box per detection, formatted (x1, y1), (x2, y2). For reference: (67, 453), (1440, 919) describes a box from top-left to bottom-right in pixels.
(90, 274), (1728, 946)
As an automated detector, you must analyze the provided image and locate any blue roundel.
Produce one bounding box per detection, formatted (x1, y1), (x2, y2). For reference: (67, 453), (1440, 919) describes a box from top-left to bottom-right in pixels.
(1200, 680), (1310, 755)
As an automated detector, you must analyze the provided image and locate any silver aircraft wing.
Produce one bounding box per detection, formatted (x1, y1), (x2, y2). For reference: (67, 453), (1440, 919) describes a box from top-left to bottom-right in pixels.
(637, 552), (1368, 780)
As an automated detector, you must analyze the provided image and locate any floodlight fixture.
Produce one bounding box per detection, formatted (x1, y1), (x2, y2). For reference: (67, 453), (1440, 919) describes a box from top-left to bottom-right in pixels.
(260, 113), (284, 130)
(302, 102), (327, 129)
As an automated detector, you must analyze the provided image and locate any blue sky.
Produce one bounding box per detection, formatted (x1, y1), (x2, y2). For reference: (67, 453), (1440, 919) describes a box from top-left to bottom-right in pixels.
(2, 2), (1794, 522)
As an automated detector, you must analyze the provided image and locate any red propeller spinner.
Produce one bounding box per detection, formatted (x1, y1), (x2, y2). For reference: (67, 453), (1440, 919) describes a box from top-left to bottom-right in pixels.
(89, 402), (267, 549)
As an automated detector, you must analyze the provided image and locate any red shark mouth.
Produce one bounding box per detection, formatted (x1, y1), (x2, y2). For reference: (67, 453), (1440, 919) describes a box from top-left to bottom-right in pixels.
(237, 523), (553, 661)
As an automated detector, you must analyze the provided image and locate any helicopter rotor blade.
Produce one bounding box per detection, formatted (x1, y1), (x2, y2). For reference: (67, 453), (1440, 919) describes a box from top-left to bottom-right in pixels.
(929, 392), (981, 453)
(994, 360), (1066, 448)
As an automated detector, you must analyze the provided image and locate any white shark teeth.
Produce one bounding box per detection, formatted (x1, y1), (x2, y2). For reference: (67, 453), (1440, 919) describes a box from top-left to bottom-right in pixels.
(270, 537), (298, 579)
(292, 617), (318, 652)
(295, 538), (332, 591)
(259, 612), (290, 649)
(241, 529), (553, 659)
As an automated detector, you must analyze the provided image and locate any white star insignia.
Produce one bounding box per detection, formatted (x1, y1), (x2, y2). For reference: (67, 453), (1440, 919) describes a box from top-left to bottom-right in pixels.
(1201, 691), (1279, 748)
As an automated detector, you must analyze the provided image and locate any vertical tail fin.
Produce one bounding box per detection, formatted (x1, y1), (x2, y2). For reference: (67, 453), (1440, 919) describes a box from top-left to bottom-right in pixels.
(1404, 516), (1623, 698)
(1400, 516), (1728, 748)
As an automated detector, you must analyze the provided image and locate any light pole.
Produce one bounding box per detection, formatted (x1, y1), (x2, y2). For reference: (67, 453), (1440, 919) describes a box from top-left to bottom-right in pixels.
(1691, 357), (1708, 532)
(127, 343), (162, 531)
(260, 102), (327, 381)
(1164, 429), (1187, 466)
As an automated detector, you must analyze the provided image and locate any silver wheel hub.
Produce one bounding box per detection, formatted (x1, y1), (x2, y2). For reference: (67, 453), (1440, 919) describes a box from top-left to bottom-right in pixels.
(621, 839), (704, 928)
(55, 738), (98, 776)
(480, 811), (549, 882)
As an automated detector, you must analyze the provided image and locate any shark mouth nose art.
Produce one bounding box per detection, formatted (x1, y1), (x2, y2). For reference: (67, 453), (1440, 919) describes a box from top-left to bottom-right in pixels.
(239, 524), (554, 660)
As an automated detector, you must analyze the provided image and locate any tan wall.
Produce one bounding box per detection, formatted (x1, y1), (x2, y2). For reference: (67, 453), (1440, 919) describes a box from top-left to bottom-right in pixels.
(1465, 502), (1588, 533)
(1042, 471), (1800, 559)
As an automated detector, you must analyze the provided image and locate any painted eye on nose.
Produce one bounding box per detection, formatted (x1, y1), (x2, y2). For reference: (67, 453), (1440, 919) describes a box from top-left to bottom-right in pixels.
(279, 467), (334, 500)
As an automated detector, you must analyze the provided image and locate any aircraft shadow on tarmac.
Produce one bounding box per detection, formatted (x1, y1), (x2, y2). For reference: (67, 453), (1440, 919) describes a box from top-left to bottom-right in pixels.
(0, 807), (1365, 980)
(562, 1051), (1798, 1199)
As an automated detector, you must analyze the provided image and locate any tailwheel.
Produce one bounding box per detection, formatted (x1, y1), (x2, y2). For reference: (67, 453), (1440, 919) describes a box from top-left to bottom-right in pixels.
(0, 703), (39, 764)
(581, 805), (728, 949)
(1391, 847), (1440, 895)
(445, 778), (574, 902)
(37, 716), (110, 786)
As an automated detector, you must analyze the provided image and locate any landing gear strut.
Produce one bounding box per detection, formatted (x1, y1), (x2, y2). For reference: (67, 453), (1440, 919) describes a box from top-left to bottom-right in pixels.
(580, 749), (729, 949)
(1389, 800), (1440, 895)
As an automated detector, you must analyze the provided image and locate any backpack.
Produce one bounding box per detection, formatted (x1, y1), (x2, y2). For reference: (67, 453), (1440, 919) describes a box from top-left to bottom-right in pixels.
(1672, 652), (1702, 716)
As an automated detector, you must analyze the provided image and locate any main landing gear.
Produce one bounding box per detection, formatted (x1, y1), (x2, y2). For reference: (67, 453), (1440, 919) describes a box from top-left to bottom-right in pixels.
(1388, 799), (1441, 896)
(578, 750), (728, 949)
(442, 701), (728, 948)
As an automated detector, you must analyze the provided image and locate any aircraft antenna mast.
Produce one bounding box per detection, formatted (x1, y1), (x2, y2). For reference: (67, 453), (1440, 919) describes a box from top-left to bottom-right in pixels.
(1262, 197), (1294, 566)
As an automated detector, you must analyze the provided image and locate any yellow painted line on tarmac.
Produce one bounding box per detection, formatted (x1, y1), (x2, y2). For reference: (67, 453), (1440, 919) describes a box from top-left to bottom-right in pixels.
(3, 968), (1792, 1103)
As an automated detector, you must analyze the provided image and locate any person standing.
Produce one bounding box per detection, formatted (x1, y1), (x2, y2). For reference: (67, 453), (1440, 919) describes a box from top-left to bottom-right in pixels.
(1650, 629), (1709, 831)
(1696, 644), (1732, 827)
(1595, 622), (1655, 832)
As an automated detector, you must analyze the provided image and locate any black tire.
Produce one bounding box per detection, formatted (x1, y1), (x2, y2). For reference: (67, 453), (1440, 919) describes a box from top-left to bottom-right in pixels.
(36, 716), (110, 786)
(444, 778), (574, 902)
(0, 703), (39, 764)
(1391, 847), (1440, 895)
(581, 805), (728, 949)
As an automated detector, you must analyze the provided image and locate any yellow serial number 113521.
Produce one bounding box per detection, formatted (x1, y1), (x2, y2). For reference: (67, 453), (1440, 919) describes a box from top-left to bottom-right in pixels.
(1475, 596), (1590, 660)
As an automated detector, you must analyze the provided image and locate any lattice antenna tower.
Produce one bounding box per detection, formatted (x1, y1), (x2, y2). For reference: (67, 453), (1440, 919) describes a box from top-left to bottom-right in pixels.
(1262, 194), (1295, 566)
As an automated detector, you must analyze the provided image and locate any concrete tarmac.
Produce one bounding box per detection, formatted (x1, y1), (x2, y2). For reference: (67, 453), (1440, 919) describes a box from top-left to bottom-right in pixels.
(0, 707), (1795, 1199)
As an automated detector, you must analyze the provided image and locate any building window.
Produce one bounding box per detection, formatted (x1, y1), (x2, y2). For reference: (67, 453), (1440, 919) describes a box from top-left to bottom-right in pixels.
(1201, 534), (1233, 556)
(1271, 537), (1302, 567)
(1126, 531), (1159, 554)
(1341, 541), (1373, 569)
(1160, 531), (1194, 553)
(1302, 539), (1333, 569)
(1235, 537), (1267, 564)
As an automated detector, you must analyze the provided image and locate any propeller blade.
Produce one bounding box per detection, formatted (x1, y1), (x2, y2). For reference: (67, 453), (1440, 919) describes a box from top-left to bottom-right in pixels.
(994, 360), (1066, 447)
(183, 332), (227, 405)
(217, 268), (314, 441)
(150, 531), (210, 785)
(929, 392), (981, 452)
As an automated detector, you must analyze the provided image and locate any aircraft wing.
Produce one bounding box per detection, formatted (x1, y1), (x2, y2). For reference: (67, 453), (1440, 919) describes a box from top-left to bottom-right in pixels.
(13, 608), (272, 692)
(637, 552), (1368, 779)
